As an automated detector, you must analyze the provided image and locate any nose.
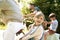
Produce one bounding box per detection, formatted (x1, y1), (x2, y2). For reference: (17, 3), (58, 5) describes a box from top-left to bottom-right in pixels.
(39, 19), (41, 20)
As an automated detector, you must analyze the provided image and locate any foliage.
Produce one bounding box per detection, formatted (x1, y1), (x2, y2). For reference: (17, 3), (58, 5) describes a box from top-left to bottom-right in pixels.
(32, 0), (60, 33)
(21, 6), (31, 15)
(23, 18), (34, 29)
(20, 0), (60, 33)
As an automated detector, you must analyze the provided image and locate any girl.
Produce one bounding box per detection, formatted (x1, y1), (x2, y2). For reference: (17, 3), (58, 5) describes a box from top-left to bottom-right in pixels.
(20, 12), (45, 40)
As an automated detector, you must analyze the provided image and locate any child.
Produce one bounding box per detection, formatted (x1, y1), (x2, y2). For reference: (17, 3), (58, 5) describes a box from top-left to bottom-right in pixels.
(20, 12), (45, 40)
(44, 13), (58, 40)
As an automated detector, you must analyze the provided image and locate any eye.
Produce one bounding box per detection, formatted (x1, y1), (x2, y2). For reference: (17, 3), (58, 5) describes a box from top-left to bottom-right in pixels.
(41, 18), (43, 20)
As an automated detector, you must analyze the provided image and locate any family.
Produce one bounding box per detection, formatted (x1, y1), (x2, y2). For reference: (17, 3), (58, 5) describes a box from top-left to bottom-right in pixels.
(0, 1), (59, 40)
(3, 11), (59, 40)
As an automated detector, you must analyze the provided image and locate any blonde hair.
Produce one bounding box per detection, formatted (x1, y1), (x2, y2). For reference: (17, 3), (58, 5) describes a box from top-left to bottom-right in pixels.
(34, 11), (45, 20)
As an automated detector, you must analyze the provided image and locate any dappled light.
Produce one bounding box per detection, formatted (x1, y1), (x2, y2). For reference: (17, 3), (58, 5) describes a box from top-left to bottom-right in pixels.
(0, 0), (60, 40)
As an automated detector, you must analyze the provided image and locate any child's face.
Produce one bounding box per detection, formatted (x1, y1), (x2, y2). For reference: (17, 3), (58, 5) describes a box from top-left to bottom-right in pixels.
(50, 18), (53, 21)
(34, 16), (44, 25)
(50, 17), (55, 21)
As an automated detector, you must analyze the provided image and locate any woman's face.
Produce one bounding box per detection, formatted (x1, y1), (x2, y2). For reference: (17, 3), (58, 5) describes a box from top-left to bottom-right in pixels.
(34, 16), (44, 25)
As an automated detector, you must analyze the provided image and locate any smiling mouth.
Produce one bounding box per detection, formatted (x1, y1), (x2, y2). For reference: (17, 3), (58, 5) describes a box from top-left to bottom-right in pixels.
(37, 21), (41, 23)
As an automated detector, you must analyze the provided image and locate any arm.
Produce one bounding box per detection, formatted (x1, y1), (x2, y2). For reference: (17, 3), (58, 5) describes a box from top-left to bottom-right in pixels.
(48, 21), (58, 35)
(19, 25), (33, 39)
(24, 13), (35, 18)
(47, 22), (52, 24)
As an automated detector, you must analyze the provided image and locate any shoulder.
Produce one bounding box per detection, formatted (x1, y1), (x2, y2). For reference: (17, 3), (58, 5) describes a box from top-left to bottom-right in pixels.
(37, 25), (44, 34)
(39, 25), (44, 30)
(53, 20), (58, 24)
(35, 7), (40, 11)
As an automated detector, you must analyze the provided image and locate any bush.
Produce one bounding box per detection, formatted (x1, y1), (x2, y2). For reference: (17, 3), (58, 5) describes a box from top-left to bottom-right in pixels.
(20, 0), (60, 34)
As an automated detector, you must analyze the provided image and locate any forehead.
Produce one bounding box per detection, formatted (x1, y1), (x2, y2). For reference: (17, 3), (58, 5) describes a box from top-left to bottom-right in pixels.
(36, 16), (44, 19)
(29, 4), (34, 6)
(38, 16), (44, 18)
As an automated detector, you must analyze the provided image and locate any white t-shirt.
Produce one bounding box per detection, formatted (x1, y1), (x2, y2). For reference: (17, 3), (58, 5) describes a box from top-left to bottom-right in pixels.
(0, 30), (5, 40)
(3, 22), (25, 40)
(49, 20), (58, 31)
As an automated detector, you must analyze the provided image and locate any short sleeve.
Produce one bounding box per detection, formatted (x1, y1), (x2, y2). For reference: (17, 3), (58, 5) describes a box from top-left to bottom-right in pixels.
(7, 22), (25, 33)
(50, 21), (58, 31)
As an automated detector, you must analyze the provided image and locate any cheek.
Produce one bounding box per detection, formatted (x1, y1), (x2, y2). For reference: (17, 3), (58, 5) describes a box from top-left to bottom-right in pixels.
(40, 20), (43, 22)
(34, 18), (37, 21)
(50, 18), (52, 20)
(40, 19), (44, 22)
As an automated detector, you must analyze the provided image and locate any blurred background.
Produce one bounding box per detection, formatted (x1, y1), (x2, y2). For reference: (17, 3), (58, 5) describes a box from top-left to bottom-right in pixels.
(0, 0), (60, 34)
(13, 0), (60, 34)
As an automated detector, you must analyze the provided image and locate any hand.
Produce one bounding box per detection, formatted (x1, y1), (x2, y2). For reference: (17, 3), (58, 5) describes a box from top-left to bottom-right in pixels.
(48, 30), (55, 35)
(24, 15), (27, 18)
(19, 37), (23, 40)
(19, 36), (26, 40)
(47, 22), (52, 24)
(19, 36), (25, 40)
(19, 37), (27, 40)
(43, 21), (48, 27)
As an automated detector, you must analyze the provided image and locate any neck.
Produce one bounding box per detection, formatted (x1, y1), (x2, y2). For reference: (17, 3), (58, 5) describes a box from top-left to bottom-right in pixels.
(34, 23), (40, 26)
(52, 19), (56, 21)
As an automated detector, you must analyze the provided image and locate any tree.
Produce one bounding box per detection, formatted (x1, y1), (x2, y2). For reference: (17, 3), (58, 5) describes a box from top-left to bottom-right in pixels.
(20, 0), (60, 33)
(30, 0), (60, 33)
